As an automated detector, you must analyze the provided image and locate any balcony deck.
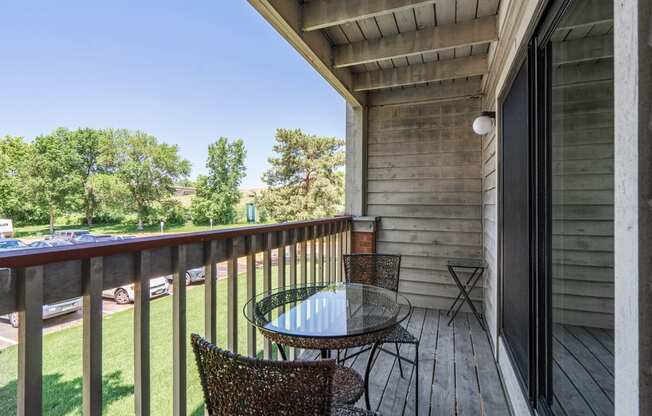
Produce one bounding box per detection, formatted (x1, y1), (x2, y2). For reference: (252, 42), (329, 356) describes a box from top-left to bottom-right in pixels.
(302, 308), (511, 416)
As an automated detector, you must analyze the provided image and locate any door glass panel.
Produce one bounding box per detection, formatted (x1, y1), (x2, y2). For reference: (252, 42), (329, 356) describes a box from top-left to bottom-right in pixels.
(549, 1), (614, 414)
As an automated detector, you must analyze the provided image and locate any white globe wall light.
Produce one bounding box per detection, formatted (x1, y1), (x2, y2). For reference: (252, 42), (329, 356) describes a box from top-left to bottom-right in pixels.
(472, 111), (496, 135)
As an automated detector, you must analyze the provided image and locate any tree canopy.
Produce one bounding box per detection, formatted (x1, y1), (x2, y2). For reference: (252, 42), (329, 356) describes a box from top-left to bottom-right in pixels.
(116, 130), (191, 229)
(191, 137), (247, 225)
(255, 128), (344, 222)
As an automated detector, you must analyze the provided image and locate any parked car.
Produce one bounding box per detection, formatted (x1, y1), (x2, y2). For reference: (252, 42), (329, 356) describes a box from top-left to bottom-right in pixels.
(0, 239), (27, 250)
(165, 267), (206, 286)
(29, 239), (74, 248)
(0, 244), (82, 327)
(102, 276), (170, 305)
(74, 234), (115, 244)
(49, 229), (90, 241)
(2, 296), (83, 328)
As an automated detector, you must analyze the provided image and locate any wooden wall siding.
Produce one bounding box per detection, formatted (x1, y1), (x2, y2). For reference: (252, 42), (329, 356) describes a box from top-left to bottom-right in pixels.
(481, 125), (498, 342)
(551, 61), (614, 329)
(367, 98), (484, 310)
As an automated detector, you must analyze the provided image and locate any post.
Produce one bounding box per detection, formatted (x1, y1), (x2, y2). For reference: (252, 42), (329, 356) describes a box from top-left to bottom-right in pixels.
(172, 245), (187, 416)
(227, 239), (239, 353)
(614, 1), (652, 414)
(246, 235), (257, 357)
(134, 251), (151, 416)
(262, 233), (273, 359)
(204, 240), (218, 344)
(17, 266), (43, 416)
(82, 258), (103, 416)
(345, 102), (368, 216)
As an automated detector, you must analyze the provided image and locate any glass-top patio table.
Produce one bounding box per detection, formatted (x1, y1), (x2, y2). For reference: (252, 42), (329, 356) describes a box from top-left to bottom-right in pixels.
(244, 282), (411, 359)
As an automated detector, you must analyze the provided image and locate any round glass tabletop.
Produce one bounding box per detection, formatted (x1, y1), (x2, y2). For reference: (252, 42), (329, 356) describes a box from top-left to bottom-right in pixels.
(243, 282), (411, 339)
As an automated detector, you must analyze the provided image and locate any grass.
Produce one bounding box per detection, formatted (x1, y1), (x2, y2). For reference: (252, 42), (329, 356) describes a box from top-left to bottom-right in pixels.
(0, 268), (278, 415)
(13, 221), (264, 239)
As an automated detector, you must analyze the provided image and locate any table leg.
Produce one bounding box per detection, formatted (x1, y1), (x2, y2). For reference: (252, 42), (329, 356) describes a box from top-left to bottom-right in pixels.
(447, 266), (485, 329)
(446, 267), (481, 316)
(277, 343), (288, 361)
(364, 342), (380, 411)
(321, 349), (331, 359)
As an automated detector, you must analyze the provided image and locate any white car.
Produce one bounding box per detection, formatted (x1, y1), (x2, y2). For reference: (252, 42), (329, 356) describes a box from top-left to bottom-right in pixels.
(102, 276), (169, 305)
(2, 295), (83, 328)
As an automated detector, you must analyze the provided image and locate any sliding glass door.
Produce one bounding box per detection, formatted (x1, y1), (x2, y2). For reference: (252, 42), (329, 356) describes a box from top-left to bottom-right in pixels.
(500, 1), (614, 414)
(545, 1), (614, 414)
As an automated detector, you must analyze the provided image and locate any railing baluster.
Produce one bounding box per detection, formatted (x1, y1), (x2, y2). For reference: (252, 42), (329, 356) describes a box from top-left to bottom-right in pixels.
(227, 239), (238, 353)
(204, 240), (217, 344)
(82, 257), (103, 416)
(17, 266), (43, 416)
(289, 231), (297, 287)
(330, 223), (337, 282)
(134, 251), (151, 416)
(262, 233), (273, 359)
(319, 224), (325, 284)
(300, 228), (308, 285)
(326, 225), (333, 283)
(246, 236), (257, 357)
(337, 222), (344, 282)
(172, 245), (187, 416)
(310, 226), (317, 284)
(288, 230), (297, 360)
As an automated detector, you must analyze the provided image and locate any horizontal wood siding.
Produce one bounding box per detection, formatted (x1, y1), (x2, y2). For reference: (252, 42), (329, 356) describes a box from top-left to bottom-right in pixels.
(551, 59), (614, 329)
(482, 126), (498, 341)
(368, 98), (484, 311)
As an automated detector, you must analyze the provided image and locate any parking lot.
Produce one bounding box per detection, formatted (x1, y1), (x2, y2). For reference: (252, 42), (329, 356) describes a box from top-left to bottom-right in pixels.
(0, 297), (132, 349)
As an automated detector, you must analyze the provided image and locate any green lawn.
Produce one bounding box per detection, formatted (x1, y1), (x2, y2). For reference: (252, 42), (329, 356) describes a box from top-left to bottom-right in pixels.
(0, 268), (277, 415)
(13, 221), (263, 239)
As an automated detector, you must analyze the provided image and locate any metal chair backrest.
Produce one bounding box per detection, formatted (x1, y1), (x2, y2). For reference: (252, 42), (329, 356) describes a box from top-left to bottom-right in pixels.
(343, 254), (401, 292)
(191, 333), (336, 416)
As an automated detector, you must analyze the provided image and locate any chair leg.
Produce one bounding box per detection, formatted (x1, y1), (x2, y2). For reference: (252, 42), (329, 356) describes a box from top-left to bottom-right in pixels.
(415, 342), (419, 416)
(364, 342), (380, 411)
(277, 343), (287, 361)
(395, 343), (404, 378)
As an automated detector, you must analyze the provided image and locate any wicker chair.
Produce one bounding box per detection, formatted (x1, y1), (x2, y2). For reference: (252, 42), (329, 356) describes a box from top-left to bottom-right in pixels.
(191, 334), (377, 416)
(341, 254), (420, 414)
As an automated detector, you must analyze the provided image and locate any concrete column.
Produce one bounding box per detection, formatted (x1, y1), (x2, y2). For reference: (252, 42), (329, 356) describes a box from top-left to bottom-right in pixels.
(345, 102), (368, 216)
(614, 1), (651, 415)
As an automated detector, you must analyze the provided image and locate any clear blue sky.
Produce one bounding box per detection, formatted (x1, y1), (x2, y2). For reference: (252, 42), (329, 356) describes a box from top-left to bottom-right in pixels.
(0, 1), (345, 188)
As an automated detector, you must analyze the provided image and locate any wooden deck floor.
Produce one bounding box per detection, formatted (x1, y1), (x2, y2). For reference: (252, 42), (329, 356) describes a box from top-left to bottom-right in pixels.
(301, 308), (511, 416)
(551, 324), (614, 416)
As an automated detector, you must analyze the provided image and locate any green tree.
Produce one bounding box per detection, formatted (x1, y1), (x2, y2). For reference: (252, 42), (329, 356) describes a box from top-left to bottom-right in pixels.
(72, 128), (120, 226)
(0, 136), (32, 221)
(116, 130), (191, 230)
(26, 128), (83, 233)
(191, 138), (247, 224)
(255, 129), (344, 222)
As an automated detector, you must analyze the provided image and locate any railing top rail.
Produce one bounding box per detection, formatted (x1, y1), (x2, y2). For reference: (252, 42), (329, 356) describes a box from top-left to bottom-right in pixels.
(0, 216), (352, 269)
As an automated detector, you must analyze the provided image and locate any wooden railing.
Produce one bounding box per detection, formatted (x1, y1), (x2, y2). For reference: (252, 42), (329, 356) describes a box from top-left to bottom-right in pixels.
(0, 216), (352, 416)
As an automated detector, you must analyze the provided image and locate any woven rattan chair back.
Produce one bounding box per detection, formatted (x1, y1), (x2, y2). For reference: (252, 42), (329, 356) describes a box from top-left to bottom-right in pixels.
(343, 254), (401, 292)
(191, 334), (336, 415)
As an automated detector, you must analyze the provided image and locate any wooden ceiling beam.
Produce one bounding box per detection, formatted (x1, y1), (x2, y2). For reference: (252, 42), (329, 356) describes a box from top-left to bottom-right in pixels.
(303, 0), (438, 32)
(248, 0), (365, 107)
(353, 55), (488, 91)
(334, 15), (497, 68)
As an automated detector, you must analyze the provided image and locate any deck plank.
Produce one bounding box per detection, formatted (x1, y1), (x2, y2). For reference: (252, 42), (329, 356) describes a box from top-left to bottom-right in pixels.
(296, 308), (511, 416)
(377, 308), (425, 415)
(563, 325), (614, 374)
(469, 314), (511, 416)
(404, 308), (439, 416)
(430, 309), (456, 415)
(453, 314), (482, 416)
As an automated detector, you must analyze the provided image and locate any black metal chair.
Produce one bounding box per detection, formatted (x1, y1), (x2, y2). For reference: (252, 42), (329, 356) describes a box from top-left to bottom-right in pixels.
(191, 334), (377, 416)
(341, 254), (419, 414)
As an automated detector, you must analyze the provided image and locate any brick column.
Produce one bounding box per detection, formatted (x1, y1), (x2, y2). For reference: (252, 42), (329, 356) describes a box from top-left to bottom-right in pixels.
(350, 216), (379, 254)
